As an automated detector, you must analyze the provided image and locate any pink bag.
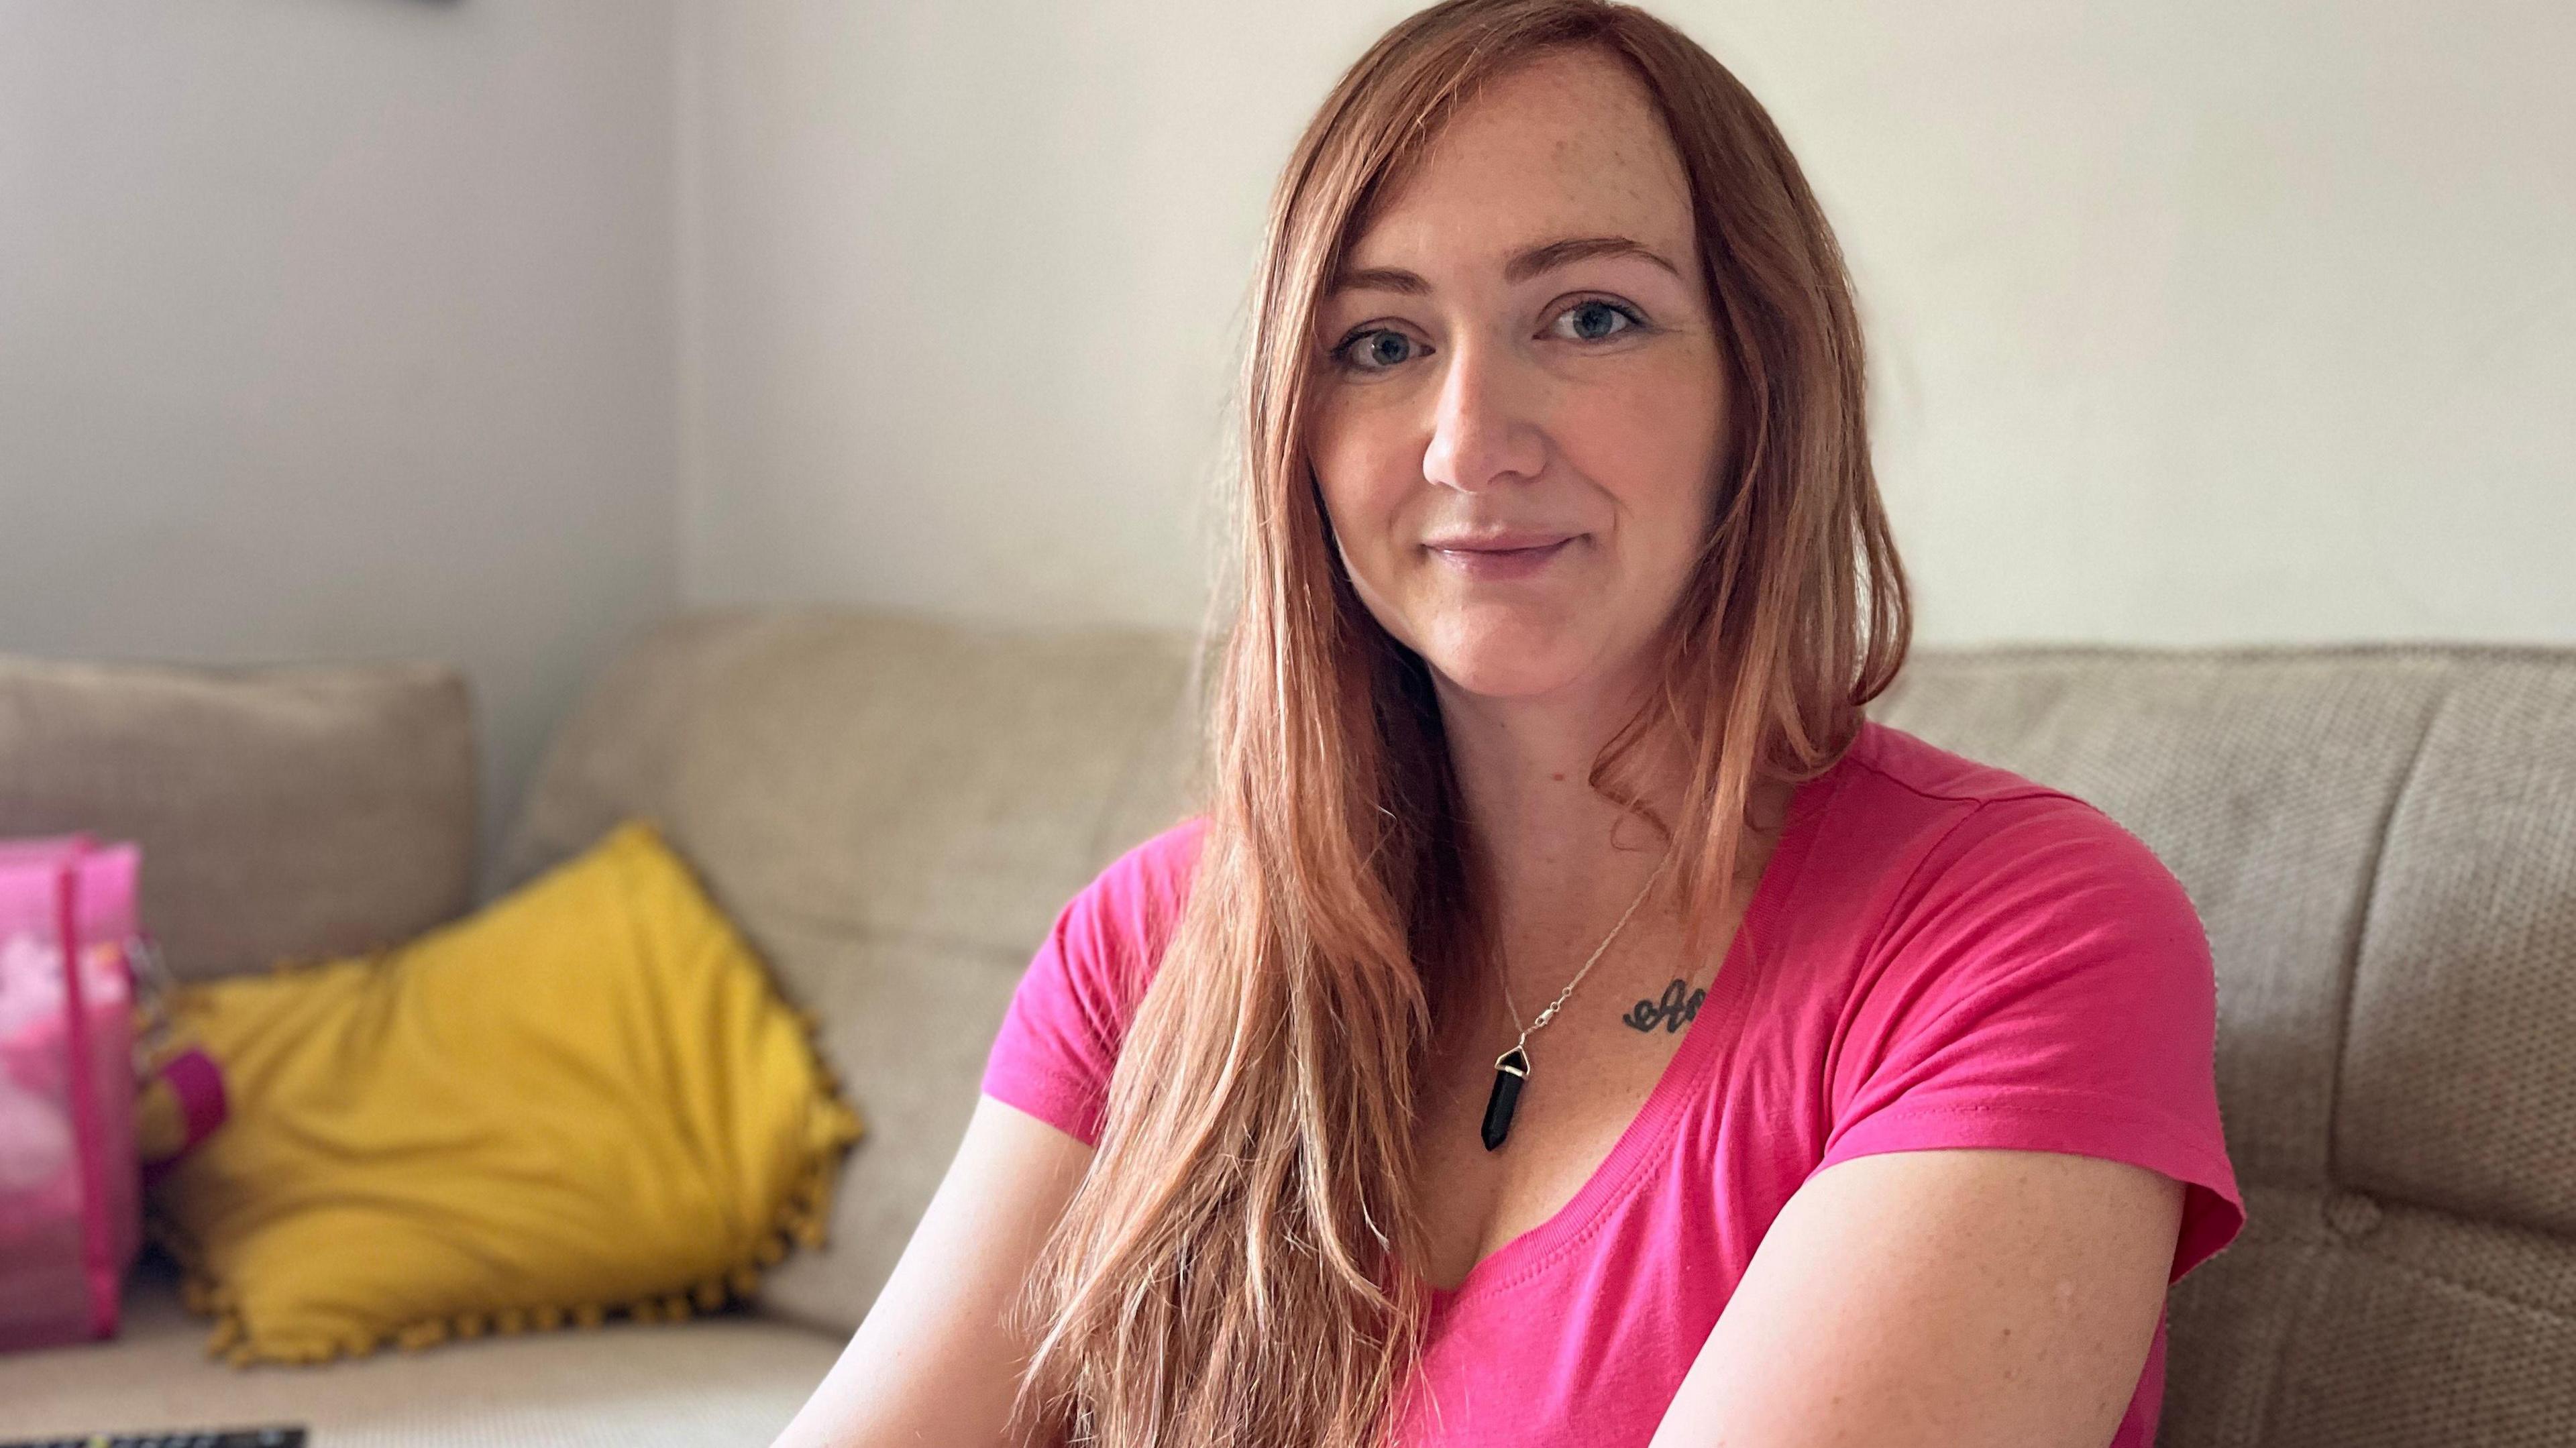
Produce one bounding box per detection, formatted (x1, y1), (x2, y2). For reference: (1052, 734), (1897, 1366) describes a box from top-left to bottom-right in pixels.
(0, 835), (142, 1351)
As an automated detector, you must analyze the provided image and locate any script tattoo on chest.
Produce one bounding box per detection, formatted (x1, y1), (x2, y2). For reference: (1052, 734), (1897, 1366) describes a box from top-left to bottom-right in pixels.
(1621, 978), (1707, 1034)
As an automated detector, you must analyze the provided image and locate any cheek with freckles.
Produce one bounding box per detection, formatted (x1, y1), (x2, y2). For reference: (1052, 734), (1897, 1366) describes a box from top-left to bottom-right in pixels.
(1309, 421), (1430, 643)
(1546, 342), (1725, 574)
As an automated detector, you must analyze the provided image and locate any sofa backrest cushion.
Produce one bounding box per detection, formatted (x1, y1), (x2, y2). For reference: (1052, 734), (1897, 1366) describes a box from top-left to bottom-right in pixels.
(0, 654), (476, 981)
(502, 608), (1201, 1333)
(1872, 645), (2575, 1448)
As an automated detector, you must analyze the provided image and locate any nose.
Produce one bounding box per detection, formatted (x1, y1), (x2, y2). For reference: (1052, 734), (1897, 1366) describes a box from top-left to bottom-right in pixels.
(1420, 333), (1546, 494)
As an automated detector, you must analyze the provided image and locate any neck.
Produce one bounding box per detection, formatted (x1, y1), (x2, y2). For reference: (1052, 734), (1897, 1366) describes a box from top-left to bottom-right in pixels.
(1432, 658), (1687, 937)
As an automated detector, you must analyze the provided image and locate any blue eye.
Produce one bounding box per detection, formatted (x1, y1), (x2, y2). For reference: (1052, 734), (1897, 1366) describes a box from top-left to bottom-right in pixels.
(1336, 328), (1425, 373)
(1551, 298), (1646, 342)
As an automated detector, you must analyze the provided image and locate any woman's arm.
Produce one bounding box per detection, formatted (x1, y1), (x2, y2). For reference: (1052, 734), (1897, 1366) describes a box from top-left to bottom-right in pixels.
(772, 1095), (1095, 1448)
(1650, 1147), (2185, 1448)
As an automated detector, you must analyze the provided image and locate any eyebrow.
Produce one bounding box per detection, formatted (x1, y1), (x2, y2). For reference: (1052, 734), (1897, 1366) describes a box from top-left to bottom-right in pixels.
(1329, 235), (1683, 295)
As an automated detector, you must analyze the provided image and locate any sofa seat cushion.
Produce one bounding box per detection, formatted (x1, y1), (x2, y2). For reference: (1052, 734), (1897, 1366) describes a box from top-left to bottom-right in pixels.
(0, 1271), (841, 1446)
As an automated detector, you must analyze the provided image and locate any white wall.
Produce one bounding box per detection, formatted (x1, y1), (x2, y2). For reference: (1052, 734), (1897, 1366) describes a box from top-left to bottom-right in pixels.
(678, 1), (2576, 646)
(0, 0), (682, 876)
(676, 3), (1312, 630)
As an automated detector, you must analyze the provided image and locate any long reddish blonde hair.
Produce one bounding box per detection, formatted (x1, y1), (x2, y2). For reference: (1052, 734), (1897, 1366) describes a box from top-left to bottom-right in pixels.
(1016, 3), (1909, 1444)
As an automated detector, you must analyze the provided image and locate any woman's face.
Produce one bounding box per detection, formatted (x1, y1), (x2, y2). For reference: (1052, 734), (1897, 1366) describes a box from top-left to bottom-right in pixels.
(1307, 48), (1726, 707)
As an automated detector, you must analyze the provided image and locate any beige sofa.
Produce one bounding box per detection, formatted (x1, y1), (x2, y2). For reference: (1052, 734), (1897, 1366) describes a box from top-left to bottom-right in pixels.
(1, 608), (2569, 1447)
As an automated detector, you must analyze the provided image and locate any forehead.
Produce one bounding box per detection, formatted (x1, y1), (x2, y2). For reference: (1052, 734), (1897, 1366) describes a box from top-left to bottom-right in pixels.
(1344, 48), (1697, 274)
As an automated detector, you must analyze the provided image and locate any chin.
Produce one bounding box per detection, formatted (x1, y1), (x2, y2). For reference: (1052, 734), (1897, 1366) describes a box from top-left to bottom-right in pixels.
(1416, 631), (1597, 702)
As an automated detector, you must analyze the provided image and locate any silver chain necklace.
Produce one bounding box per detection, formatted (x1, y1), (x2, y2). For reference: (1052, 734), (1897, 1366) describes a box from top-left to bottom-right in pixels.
(1480, 854), (1670, 1152)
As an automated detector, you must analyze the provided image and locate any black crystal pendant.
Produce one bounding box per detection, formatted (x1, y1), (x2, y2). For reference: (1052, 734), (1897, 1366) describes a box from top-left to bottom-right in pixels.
(1481, 1046), (1531, 1152)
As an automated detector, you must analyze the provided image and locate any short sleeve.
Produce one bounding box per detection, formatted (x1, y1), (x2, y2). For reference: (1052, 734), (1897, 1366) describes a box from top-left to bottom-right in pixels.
(1819, 795), (2245, 1283)
(980, 818), (1209, 1146)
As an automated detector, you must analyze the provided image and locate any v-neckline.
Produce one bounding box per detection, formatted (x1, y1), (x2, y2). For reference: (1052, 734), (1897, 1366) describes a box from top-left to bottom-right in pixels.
(1423, 751), (1849, 1311)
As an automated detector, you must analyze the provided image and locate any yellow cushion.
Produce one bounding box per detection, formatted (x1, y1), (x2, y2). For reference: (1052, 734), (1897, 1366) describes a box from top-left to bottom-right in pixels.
(152, 820), (863, 1366)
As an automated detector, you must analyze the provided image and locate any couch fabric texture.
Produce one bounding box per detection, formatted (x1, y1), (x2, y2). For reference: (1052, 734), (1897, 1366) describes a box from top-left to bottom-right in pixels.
(0, 655), (476, 981)
(1871, 647), (2576, 1448)
(1, 614), (2569, 1447)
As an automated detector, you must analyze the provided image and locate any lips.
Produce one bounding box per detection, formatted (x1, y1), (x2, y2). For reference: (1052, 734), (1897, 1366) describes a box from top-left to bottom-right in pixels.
(1424, 532), (1578, 579)
(1423, 530), (1573, 553)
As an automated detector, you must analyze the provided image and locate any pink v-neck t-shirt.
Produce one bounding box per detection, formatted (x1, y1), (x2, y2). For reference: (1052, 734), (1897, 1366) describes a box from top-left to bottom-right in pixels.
(981, 718), (2245, 1446)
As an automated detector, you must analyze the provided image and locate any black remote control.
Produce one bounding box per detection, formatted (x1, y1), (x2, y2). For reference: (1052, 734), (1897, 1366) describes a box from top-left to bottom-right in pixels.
(1, 1429), (306, 1447)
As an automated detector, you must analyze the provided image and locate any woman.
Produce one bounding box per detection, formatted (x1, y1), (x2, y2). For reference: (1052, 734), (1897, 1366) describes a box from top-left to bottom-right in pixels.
(777, 1), (2241, 1445)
